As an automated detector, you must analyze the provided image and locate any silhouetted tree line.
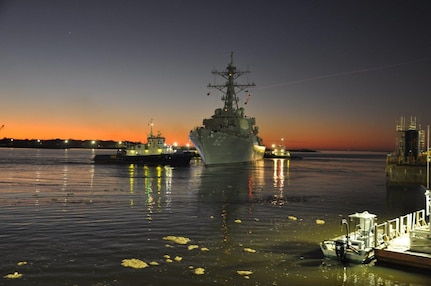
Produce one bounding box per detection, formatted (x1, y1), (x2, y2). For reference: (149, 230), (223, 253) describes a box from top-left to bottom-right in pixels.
(0, 138), (124, 149)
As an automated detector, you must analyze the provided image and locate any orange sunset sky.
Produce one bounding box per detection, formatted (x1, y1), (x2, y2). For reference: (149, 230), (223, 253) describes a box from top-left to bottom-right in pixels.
(1, 1), (430, 151)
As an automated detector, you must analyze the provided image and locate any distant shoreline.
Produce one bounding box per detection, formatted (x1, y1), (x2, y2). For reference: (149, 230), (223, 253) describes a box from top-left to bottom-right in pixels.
(289, 149), (317, 152)
(0, 138), (134, 149)
(1, 138), (388, 153)
(0, 138), (319, 152)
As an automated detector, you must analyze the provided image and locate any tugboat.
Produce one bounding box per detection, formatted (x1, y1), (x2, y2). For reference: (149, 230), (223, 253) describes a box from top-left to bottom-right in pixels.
(264, 138), (291, 159)
(320, 211), (377, 263)
(94, 121), (194, 166)
(189, 53), (266, 165)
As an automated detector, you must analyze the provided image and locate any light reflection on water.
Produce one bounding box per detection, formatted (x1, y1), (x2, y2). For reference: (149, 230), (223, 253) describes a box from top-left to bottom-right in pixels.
(0, 149), (429, 285)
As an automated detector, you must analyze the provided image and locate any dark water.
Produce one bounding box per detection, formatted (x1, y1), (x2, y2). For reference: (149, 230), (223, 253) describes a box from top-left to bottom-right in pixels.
(0, 148), (429, 285)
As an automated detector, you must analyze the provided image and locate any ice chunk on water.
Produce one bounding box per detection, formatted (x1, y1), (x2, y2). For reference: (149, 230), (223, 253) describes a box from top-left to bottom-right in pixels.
(193, 267), (205, 275)
(121, 258), (148, 269)
(163, 236), (191, 244)
(4, 272), (23, 279)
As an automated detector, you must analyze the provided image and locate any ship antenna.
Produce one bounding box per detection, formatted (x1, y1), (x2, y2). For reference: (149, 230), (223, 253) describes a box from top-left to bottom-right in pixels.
(149, 118), (154, 137)
(207, 53), (256, 113)
(427, 125), (430, 189)
(426, 125), (430, 230)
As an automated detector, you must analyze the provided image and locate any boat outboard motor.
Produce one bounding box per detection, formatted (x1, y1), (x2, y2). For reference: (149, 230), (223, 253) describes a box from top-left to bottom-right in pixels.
(335, 238), (348, 261)
(335, 218), (350, 262)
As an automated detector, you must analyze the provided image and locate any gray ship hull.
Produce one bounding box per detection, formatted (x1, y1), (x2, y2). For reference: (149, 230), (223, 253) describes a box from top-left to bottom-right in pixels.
(189, 128), (265, 165)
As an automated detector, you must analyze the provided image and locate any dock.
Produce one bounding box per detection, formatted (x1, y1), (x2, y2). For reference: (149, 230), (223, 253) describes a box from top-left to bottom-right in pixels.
(376, 120), (431, 270)
(373, 190), (431, 270)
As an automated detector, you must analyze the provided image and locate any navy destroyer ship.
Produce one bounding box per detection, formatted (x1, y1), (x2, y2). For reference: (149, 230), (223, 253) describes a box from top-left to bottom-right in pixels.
(189, 54), (265, 165)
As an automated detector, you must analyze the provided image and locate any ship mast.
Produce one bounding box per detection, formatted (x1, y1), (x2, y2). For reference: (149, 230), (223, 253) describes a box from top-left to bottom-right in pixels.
(208, 52), (255, 112)
(148, 118), (154, 138)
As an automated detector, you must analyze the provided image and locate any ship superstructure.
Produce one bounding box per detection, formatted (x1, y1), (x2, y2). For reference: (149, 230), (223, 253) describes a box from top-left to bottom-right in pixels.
(386, 116), (430, 186)
(124, 120), (174, 156)
(389, 116), (426, 164)
(94, 120), (194, 166)
(189, 53), (265, 165)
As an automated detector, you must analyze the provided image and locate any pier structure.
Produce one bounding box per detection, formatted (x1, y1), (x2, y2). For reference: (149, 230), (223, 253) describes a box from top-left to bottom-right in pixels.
(391, 116), (425, 164)
(386, 116), (429, 185)
(374, 189), (431, 270)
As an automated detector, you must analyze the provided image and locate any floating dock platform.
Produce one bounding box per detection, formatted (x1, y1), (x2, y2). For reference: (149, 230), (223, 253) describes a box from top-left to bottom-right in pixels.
(373, 192), (431, 270)
(386, 163), (429, 186)
(375, 240), (431, 270)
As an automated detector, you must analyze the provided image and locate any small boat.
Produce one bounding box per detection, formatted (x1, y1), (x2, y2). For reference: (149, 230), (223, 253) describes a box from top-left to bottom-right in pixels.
(94, 122), (194, 166)
(264, 138), (291, 159)
(320, 211), (377, 263)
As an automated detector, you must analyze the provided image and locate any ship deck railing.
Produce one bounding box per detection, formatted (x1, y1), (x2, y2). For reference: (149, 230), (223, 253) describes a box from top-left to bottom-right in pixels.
(374, 209), (428, 247)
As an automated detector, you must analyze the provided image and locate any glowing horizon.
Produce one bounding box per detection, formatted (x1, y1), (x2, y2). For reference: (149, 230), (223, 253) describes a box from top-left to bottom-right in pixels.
(1, 120), (395, 151)
(1, 2), (429, 152)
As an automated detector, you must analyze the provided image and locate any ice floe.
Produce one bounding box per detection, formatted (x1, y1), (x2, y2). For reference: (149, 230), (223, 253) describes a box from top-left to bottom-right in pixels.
(188, 244), (199, 251)
(237, 270), (253, 276)
(4, 272), (22, 279)
(193, 267), (205, 275)
(162, 236), (191, 245)
(121, 258), (149, 269)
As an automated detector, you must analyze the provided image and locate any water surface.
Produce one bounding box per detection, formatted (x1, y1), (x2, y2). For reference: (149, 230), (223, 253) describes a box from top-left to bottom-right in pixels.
(0, 148), (429, 285)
